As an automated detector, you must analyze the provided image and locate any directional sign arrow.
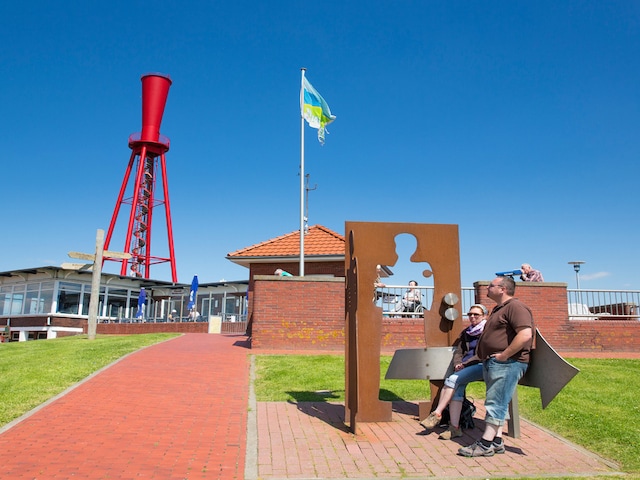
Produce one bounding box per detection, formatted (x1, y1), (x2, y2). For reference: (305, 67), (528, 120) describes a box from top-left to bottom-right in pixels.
(69, 251), (131, 261)
(68, 252), (96, 261)
(60, 262), (93, 271)
(104, 250), (132, 260)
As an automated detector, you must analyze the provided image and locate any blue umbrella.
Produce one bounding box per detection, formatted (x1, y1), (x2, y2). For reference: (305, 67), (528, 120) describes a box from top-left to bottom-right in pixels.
(135, 287), (146, 319)
(187, 275), (199, 310)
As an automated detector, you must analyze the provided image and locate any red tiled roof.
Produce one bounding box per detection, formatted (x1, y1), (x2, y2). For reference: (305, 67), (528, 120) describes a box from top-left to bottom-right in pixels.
(227, 225), (344, 258)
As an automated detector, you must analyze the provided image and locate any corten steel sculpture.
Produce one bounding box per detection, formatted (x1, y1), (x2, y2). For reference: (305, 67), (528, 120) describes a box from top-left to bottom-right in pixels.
(345, 222), (462, 430)
(104, 74), (178, 282)
(345, 221), (579, 436)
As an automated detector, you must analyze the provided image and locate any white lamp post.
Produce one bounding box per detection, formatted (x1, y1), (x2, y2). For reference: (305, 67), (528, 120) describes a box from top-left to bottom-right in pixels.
(568, 261), (586, 306)
(567, 261), (585, 290)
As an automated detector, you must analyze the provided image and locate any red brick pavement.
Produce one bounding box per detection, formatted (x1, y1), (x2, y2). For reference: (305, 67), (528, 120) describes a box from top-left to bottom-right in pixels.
(0, 336), (630, 479)
(254, 400), (619, 479)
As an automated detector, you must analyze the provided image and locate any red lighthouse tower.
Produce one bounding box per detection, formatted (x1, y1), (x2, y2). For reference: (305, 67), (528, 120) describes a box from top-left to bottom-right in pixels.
(104, 73), (178, 282)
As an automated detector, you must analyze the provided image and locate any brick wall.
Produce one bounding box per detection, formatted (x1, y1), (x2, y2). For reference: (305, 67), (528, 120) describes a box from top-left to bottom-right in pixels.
(251, 276), (442, 353)
(249, 262), (344, 280)
(474, 282), (570, 347)
(380, 318), (426, 352)
(250, 278), (640, 353)
(250, 275), (345, 350)
(246, 263), (344, 329)
(3, 316), (208, 336)
(473, 281), (640, 353)
(97, 323), (208, 335)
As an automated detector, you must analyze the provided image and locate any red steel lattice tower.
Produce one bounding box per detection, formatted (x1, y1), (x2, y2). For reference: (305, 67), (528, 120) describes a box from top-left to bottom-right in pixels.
(104, 73), (178, 282)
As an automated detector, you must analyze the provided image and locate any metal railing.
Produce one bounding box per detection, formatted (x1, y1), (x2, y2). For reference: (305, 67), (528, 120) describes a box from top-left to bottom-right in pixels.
(377, 286), (640, 321)
(221, 313), (248, 334)
(375, 285), (476, 318)
(221, 320), (248, 335)
(567, 289), (639, 320)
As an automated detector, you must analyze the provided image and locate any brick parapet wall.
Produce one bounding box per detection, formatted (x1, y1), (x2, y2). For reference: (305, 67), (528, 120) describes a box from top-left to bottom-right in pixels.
(380, 318), (426, 353)
(251, 275), (345, 350)
(251, 278), (640, 353)
(251, 276), (441, 353)
(246, 262), (344, 325)
(474, 282), (570, 346)
(97, 323), (208, 335)
(472, 281), (640, 352)
(0, 316), (208, 336)
(249, 262), (344, 280)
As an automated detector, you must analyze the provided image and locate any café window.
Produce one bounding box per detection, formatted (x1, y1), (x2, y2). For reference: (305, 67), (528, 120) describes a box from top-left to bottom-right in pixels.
(103, 288), (129, 319)
(58, 282), (82, 314)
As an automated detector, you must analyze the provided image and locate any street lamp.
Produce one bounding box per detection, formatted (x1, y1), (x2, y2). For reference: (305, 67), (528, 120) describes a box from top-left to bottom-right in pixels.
(567, 261), (585, 290)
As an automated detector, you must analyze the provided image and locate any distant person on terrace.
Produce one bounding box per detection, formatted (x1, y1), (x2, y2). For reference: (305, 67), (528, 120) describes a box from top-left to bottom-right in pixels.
(395, 280), (422, 312)
(520, 263), (543, 282)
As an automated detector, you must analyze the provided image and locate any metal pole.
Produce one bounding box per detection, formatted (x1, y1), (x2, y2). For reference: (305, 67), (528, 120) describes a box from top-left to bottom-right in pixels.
(299, 68), (306, 276)
(568, 261), (585, 306)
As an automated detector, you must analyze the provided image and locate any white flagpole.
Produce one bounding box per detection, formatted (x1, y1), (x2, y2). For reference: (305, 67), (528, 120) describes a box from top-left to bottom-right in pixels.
(299, 68), (306, 276)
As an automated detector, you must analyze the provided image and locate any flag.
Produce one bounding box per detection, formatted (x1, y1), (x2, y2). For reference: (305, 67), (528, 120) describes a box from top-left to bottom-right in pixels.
(135, 288), (146, 319)
(300, 76), (336, 145)
(187, 275), (199, 310)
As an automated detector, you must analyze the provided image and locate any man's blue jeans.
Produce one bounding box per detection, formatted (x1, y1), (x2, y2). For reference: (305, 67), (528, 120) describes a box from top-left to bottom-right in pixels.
(483, 358), (528, 426)
(444, 363), (484, 401)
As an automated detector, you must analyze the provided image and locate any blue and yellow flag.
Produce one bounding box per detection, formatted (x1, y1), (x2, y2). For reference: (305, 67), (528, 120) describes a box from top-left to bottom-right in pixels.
(300, 76), (336, 145)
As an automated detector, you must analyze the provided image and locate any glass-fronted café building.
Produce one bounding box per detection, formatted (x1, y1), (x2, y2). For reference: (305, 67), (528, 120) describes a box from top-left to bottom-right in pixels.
(0, 266), (247, 341)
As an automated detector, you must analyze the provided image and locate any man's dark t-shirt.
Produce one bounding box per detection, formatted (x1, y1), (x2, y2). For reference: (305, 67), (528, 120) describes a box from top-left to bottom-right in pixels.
(477, 298), (534, 363)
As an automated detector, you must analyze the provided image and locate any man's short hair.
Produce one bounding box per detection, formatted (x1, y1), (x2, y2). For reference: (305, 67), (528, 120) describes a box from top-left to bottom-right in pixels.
(499, 275), (516, 295)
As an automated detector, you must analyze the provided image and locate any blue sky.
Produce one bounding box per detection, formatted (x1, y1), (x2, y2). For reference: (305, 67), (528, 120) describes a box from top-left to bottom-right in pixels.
(1, 1), (638, 289)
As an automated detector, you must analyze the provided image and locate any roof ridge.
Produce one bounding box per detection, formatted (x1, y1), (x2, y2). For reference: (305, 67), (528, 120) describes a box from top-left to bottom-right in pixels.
(310, 224), (344, 241)
(227, 224), (344, 258)
(227, 229), (299, 256)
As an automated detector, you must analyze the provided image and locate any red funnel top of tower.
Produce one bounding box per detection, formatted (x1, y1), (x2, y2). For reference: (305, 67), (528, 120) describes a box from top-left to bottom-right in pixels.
(129, 73), (172, 149)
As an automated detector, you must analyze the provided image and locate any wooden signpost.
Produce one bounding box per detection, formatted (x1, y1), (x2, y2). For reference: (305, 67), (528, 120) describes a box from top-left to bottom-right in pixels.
(67, 229), (131, 340)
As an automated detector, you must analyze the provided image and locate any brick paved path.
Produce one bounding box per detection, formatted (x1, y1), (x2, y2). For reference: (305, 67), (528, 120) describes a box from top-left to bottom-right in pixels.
(254, 400), (617, 479)
(0, 334), (250, 479)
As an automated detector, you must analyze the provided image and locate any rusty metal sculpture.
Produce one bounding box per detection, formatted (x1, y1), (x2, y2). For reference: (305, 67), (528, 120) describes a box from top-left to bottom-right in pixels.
(345, 221), (579, 436)
(345, 222), (462, 430)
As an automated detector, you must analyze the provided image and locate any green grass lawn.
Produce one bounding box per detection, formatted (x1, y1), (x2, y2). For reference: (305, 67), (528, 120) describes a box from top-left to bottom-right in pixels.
(0, 334), (178, 426)
(254, 354), (640, 475)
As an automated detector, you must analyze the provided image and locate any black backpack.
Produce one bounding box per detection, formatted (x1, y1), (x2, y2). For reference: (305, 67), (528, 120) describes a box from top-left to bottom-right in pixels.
(438, 397), (476, 430)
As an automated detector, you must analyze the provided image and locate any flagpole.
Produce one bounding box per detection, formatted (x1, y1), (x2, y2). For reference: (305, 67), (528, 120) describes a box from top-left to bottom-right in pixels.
(299, 67), (306, 277)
